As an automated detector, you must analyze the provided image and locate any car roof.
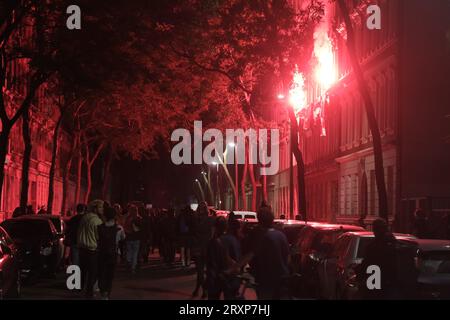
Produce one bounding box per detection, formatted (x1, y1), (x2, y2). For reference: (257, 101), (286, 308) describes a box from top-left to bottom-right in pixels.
(274, 219), (305, 225)
(233, 211), (257, 215)
(411, 239), (450, 251)
(344, 231), (417, 239)
(307, 223), (365, 231)
(3, 217), (54, 226)
(16, 214), (61, 221)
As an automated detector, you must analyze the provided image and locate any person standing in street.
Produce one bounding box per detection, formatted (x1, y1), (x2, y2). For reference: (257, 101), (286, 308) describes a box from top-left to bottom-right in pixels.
(206, 217), (229, 300)
(228, 205), (290, 300)
(97, 206), (125, 300)
(177, 206), (194, 267)
(220, 214), (242, 300)
(356, 219), (398, 299)
(160, 208), (177, 266)
(192, 201), (214, 298)
(140, 207), (152, 264)
(65, 203), (87, 266)
(77, 199), (104, 299)
(124, 204), (142, 274)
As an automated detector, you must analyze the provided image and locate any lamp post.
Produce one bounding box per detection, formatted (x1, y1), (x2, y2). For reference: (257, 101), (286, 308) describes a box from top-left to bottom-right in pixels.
(201, 170), (214, 205)
(193, 179), (205, 202)
(211, 161), (220, 208)
(227, 142), (239, 210)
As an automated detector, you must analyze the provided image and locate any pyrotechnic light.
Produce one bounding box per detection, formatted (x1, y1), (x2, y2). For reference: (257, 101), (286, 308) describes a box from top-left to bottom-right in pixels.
(314, 30), (337, 91)
(288, 66), (307, 114)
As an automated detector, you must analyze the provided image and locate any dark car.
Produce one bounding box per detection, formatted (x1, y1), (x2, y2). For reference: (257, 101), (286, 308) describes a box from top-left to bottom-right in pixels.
(293, 223), (365, 297)
(0, 226), (20, 299)
(19, 215), (65, 268)
(1, 217), (61, 280)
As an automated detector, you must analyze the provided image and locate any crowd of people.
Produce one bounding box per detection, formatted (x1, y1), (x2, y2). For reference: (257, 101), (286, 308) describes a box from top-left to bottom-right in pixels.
(59, 198), (295, 300)
(13, 194), (442, 301)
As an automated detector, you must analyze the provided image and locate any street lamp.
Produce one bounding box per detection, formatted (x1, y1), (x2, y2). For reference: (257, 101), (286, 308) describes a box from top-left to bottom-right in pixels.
(226, 142), (238, 210)
(210, 161), (220, 208)
(201, 170), (214, 205)
(193, 179), (205, 202)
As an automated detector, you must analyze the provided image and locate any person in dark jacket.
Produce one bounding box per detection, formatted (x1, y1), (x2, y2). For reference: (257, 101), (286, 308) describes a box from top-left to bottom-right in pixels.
(98, 206), (125, 299)
(356, 219), (398, 299)
(140, 208), (152, 264)
(160, 209), (177, 266)
(124, 205), (142, 274)
(177, 206), (194, 267)
(192, 201), (214, 298)
(227, 205), (290, 300)
(206, 217), (229, 300)
(64, 203), (87, 266)
(220, 213), (242, 299)
(12, 207), (24, 218)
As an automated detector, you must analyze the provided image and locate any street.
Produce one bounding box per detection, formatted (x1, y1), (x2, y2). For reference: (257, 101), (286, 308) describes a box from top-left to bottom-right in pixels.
(20, 252), (257, 300)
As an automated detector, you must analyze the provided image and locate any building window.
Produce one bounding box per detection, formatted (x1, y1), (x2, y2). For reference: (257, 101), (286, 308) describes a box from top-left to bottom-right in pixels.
(351, 174), (358, 215)
(369, 170), (379, 216)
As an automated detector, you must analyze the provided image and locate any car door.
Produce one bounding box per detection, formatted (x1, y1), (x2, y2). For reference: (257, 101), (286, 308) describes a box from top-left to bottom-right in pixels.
(0, 228), (15, 295)
(323, 235), (352, 299)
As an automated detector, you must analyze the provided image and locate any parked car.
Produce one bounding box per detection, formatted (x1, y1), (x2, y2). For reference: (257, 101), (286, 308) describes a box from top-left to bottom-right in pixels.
(209, 209), (229, 217)
(414, 239), (450, 299)
(232, 211), (257, 220)
(293, 223), (365, 297)
(319, 231), (417, 300)
(0, 217), (61, 280)
(0, 226), (20, 299)
(16, 215), (65, 270)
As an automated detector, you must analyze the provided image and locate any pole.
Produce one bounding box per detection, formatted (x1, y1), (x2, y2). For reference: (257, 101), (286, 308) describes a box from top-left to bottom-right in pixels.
(289, 126), (294, 219)
(235, 153), (239, 210)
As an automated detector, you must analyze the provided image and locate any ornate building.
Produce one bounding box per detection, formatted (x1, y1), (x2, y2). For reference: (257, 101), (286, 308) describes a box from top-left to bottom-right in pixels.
(262, 0), (450, 234)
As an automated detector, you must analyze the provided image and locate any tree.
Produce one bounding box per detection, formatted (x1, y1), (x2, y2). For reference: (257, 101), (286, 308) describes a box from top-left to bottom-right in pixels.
(1, 0), (57, 209)
(150, 0), (322, 210)
(336, 0), (388, 220)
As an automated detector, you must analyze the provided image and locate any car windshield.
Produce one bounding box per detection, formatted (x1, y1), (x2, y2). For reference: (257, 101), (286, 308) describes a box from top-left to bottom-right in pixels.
(357, 237), (374, 258)
(1, 220), (51, 240)
(418, 251), (450, 274)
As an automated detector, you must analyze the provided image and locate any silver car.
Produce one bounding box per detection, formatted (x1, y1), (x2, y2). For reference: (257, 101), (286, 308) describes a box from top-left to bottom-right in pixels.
(414, 239), (450, 299)
(319, 231), (416, 299)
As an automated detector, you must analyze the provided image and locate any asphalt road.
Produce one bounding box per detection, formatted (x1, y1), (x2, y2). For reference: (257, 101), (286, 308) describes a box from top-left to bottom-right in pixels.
(19, 252), (257, 300)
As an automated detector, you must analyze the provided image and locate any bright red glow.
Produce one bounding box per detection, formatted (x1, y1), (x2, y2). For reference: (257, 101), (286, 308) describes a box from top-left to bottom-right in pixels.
(288, 66), (307, 114)
(314, 30), (337, 92)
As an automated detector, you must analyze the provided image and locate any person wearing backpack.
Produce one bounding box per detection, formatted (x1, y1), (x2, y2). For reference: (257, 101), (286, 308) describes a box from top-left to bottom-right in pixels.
(97, 206), (125, 300)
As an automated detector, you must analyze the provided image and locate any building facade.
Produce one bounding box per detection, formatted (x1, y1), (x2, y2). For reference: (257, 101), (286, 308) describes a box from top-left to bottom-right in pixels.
(0, 10), (86, 222)
(223, 0), (450, 234)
